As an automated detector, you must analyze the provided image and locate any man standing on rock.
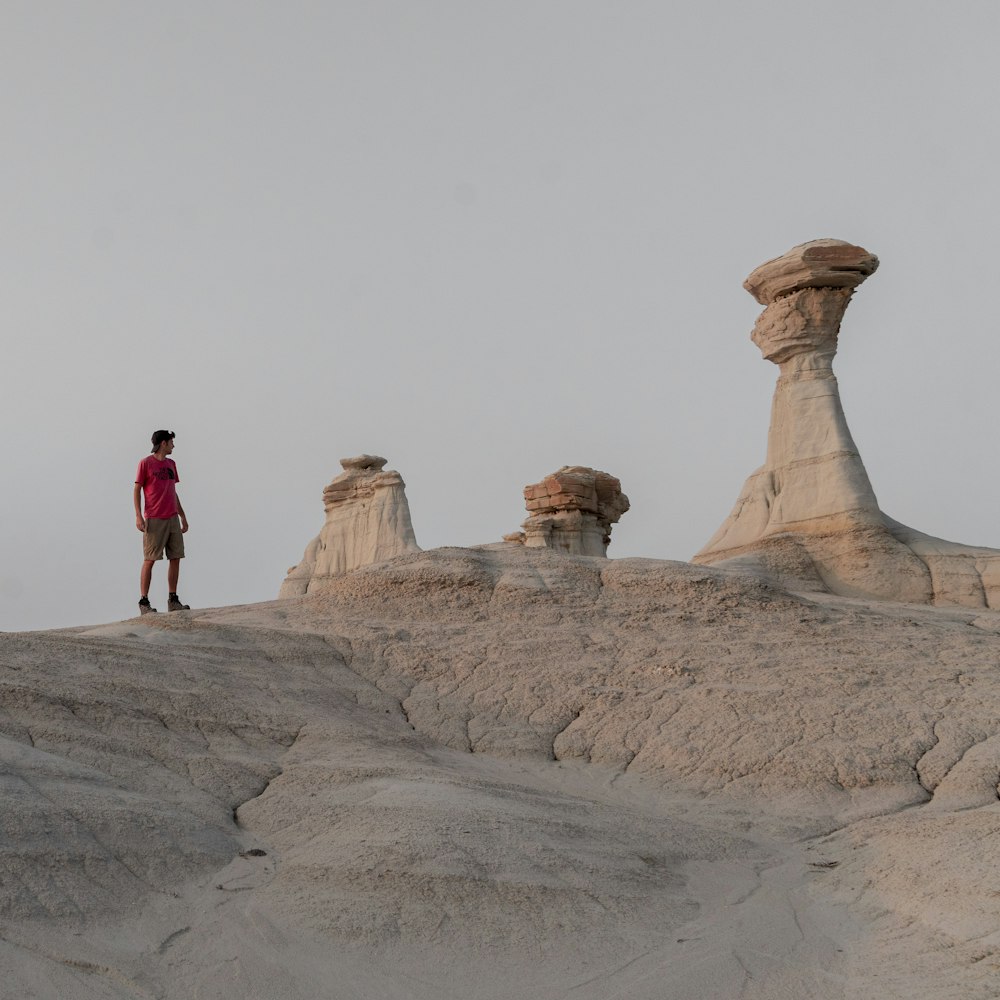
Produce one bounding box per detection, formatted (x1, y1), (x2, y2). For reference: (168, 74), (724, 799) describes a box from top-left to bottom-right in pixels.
(134, 430), (190, 615)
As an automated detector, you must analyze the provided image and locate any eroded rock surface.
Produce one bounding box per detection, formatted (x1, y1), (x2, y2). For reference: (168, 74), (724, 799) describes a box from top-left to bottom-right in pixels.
(518, 466), (629, 556)
(695, 239), (1000, 607)
(3, 547), (1000, 998)
(280, 455), (420, 597)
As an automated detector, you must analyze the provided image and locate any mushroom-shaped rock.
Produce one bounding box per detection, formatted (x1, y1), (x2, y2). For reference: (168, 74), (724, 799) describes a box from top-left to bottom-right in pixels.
(743, 238), (879, 305)
(280, 455), (420, 597)
(694, 239), (1000, 608)
(519, 466), (629, 556)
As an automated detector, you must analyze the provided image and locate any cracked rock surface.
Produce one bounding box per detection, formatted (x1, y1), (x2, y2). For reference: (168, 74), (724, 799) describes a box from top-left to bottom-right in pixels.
(2, 545), (999, 998)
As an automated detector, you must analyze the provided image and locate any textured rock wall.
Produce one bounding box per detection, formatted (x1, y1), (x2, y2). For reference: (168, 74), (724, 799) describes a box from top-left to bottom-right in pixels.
(280, 455), (420, 597)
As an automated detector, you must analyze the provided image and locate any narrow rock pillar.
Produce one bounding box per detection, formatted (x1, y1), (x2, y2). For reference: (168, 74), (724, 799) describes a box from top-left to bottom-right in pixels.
(694, 240), (934, 601)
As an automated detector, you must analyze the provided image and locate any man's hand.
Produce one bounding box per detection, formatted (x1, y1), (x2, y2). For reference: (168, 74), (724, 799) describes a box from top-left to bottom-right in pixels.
(180, 517), (189, 534)
(136, 515), (146, 532)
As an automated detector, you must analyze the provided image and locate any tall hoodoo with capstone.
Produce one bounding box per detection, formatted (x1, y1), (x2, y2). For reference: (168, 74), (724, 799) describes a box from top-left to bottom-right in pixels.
(280, 455), (420, 597)
(694, 239), (1000, 607)
(515, 466), (629, 556)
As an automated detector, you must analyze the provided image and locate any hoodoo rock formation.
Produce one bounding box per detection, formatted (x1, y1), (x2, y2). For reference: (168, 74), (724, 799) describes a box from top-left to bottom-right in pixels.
(694, 239), (1000, 607)
(280, 455), (420, 597)
(515, 466), (629, 556)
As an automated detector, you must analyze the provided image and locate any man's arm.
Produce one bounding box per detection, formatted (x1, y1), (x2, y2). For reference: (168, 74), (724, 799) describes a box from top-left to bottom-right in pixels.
(133, 484), (145, 532)
(176, 493), (189, 533)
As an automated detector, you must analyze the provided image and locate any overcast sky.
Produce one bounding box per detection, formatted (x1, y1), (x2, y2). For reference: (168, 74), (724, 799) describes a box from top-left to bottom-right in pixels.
(3, 1), (999, 631)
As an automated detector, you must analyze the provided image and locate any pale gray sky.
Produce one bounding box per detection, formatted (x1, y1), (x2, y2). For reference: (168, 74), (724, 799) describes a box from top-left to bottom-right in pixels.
(3, 1), (998, 630)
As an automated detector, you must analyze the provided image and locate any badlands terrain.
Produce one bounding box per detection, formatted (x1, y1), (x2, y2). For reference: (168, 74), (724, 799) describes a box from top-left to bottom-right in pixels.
(2, 545), (999, 999)
(5, 240), (999, 998)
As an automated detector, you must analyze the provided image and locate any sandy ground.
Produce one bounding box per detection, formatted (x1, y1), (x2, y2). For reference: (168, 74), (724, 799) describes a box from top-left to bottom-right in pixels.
(1, 546), (998, 998)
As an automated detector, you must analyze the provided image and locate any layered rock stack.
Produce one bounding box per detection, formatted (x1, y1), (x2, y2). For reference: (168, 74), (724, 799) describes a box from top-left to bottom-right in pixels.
(514, 466), (629, 556)
(280, 455), (420, 597)
(694, 239), (1000, 607)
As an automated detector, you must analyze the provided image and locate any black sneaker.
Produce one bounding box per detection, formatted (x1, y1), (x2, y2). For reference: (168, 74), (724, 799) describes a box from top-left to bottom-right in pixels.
(167, 593), (190, 612)
(139, 597), (157, 615)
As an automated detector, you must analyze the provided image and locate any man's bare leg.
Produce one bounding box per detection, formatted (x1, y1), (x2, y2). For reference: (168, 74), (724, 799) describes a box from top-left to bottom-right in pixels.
(140, 560), (155, 598)
(167, 558), (180, 593)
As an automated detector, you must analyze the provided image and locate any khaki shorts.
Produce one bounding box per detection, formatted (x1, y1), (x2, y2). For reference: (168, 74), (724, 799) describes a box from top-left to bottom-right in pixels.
(143, 516), (185, 561)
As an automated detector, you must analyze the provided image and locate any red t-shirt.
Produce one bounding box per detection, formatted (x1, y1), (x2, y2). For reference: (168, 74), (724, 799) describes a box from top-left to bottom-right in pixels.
(135, 456), (180, 519)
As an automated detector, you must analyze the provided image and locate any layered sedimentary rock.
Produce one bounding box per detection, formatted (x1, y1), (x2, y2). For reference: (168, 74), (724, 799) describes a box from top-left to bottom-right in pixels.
(517, 466), (629, 556)
(280, 455), (420, 597)
(694, 239), (1000, 608)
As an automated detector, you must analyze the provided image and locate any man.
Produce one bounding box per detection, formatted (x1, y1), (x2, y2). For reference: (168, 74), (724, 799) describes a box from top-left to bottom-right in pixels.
(134, 429), (190, 614)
